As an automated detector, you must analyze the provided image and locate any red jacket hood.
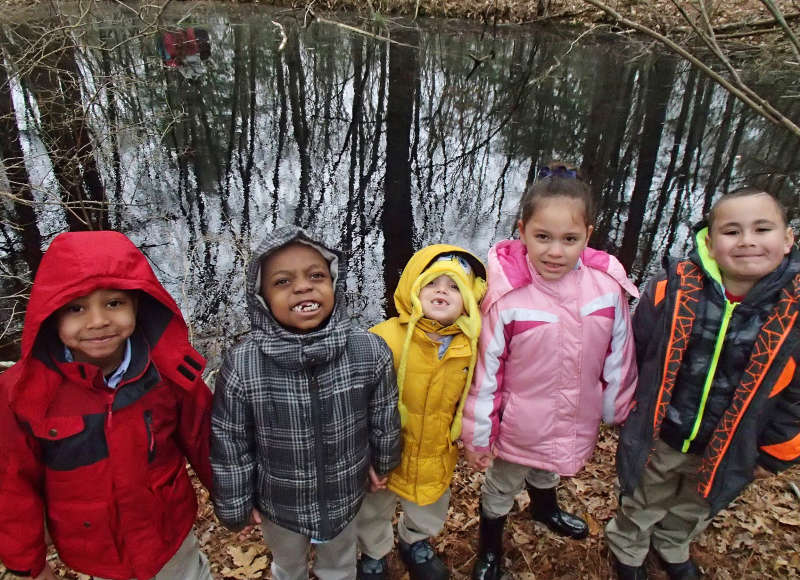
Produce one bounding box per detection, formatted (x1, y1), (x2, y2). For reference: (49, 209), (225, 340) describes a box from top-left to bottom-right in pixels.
(9, 231), (205, 418)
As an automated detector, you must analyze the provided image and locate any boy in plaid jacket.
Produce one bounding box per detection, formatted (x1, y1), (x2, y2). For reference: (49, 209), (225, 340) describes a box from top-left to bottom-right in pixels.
(211, 226), (402, 580)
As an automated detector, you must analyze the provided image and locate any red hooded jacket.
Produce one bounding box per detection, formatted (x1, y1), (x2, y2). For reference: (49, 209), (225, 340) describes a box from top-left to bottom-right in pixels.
(0, 231), (212, 579)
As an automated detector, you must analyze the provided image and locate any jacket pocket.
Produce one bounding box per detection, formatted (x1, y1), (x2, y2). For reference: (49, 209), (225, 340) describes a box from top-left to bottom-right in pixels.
(143, 410), (156, 462)
(33, 415), (109, 471)
(46, 500), (123, 565)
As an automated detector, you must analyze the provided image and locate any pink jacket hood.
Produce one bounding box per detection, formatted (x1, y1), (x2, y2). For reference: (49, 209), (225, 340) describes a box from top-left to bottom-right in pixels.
(461, 240), (638, 476)
(483, 239), (639, 312)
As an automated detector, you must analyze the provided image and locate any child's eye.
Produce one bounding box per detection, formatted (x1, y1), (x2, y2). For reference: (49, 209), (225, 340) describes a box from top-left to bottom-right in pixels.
(535, 234), (549, 241)
(449, 283), (458, 290)
(63, 304), (83, 314)
(274, 278), (290, 286)
(721, 230), (738, 236)
(565, 236), (578, 243)
(756, 227), (773, 233)
(310, 271), (328, 280)
(107, 299), (124, 308)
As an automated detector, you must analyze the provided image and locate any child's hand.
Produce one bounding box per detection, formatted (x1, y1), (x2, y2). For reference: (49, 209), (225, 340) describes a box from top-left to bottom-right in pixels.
(465, 449), (493, 471)
(30, 563), (58, 580)
(237, 507), (263, 540)
(753, 465), (773, 479)
(368, 465), (389, 492)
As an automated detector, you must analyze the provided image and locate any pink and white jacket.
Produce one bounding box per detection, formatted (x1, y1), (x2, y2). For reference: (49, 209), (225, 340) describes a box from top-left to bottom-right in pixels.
(461, 240), (638, 476)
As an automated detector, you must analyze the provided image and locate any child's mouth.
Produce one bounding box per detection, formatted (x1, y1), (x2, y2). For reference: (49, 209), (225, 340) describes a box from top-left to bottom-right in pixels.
(84, 335), (115, 343)
(292, 302), (321, 312)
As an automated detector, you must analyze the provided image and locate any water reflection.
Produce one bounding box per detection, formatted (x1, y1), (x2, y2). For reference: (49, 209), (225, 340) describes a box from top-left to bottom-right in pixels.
(0, 7), (798, 365)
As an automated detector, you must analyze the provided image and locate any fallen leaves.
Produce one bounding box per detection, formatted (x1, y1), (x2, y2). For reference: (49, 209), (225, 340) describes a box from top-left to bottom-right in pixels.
(3, 427), (799, 578)
(220, 545), (269, 579)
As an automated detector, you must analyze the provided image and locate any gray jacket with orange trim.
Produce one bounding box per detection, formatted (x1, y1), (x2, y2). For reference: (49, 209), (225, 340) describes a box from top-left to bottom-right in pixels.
(617, 231), (800, 514)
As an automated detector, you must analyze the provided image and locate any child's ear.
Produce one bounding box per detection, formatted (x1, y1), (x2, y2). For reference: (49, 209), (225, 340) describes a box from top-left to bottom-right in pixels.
(783, 227), (794, 255)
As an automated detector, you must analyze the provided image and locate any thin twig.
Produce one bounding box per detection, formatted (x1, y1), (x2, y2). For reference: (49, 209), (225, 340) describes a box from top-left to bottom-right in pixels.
(790, 481), (800, 503)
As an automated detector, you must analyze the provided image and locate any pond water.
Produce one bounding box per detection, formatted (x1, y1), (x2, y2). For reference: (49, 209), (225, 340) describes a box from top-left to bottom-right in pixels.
(1, 3), (798, 365)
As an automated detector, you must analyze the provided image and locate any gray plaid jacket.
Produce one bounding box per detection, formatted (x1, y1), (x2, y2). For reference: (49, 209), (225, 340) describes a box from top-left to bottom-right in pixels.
(210, 227), (401, 539)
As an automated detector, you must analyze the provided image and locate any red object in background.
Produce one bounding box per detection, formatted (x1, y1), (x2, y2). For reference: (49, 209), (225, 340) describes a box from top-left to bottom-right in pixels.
(157, 27), (211, 67)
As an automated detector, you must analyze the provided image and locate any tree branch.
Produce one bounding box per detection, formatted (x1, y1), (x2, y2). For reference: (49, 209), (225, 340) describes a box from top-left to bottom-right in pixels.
(580, 0), (800, 139)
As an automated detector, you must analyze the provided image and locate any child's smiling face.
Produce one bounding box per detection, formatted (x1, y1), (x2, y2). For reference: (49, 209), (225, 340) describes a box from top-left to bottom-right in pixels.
(419, 274), (464, 326)
(707, 193), (793, 296)
(518, 196), (592, 281)
(260, 242), (335, 333)
(56, 288), (137, 375)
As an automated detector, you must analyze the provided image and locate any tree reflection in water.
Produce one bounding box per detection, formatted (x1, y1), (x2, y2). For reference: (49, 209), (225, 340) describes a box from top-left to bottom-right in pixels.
(0, 6), (797, 364)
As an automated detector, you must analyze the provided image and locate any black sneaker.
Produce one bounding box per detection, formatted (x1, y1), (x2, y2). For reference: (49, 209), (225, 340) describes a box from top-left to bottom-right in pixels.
(399, 539), (450, 580)
(357, 554), (388, 580)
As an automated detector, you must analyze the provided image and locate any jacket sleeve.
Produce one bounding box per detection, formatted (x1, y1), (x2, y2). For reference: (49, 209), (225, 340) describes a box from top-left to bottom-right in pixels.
(210, 355), (255, 530)
(176, 377), (213, 491)
(0, 383), (47, 577)
(632, 272), (668, 369)
(757, 356), (800, 473)
(460, 301), (507, 453)
(601, 287), (638, 424)
(368, 338), (402, 476)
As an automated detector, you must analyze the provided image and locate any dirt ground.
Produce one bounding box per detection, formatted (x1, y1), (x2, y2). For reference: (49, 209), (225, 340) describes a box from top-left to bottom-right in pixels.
(7, 428), (795, 579)
(259, 0), (800, 37)
(196, 428), (800, 579)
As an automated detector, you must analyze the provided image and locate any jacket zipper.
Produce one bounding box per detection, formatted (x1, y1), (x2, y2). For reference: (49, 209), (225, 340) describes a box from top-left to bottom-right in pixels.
(681, 299), (737, 453)
(143, 410), (156, 462)
(308, 372), (331, 538)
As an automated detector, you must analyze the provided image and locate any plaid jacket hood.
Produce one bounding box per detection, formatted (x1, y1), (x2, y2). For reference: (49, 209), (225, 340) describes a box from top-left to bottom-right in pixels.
(245, 227), (348, 363)
(211, 226), (401, 539)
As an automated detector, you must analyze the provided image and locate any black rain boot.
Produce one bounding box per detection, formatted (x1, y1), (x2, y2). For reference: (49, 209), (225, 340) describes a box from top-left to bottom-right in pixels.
(527, 484), (589, 539)
(471, 511), (506, 580)
(662, 558), (700, 580)
(613, 557), (648, 580)
(357, 554), (389, 580)
(399, 538), (450, 580)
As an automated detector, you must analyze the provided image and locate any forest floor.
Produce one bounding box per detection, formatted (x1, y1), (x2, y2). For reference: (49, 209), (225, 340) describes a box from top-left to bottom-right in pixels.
(0, 1), (798, 40)
(5, 428), (798, 579)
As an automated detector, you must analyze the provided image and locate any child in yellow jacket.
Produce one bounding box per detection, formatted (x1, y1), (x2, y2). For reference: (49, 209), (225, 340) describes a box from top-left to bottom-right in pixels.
(356, 245), (486, 580)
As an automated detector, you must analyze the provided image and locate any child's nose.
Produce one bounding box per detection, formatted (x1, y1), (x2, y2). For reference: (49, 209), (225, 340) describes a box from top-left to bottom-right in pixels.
(86, 307), (109, 327)
(293, 279), (313, 292)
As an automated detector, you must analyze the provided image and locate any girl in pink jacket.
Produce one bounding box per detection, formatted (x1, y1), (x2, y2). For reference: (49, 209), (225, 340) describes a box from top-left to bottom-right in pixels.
(461, 163), (638, 580)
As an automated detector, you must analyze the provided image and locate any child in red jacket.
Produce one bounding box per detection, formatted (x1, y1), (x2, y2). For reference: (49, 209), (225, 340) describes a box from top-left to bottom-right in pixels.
(0, 231), (213, 580)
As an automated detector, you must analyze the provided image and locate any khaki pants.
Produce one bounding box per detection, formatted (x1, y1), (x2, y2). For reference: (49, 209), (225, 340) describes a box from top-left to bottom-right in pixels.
(261, 517), (357, 580)
(93, 531), (211, 580)
(605, 438), (713, 566)
(356, 488), (451, 559)
(481, 457), (560, 518)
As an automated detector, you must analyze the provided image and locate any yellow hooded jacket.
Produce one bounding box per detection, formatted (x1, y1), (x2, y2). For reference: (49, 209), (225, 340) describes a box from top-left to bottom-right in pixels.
(371, 244), (486, 506)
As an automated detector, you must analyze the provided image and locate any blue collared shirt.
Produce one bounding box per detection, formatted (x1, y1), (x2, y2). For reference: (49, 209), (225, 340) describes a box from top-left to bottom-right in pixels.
(64, 338), (132, 389)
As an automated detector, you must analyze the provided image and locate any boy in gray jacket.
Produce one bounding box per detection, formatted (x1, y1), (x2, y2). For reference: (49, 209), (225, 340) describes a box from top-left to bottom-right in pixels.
(211, 226), (402, 580)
